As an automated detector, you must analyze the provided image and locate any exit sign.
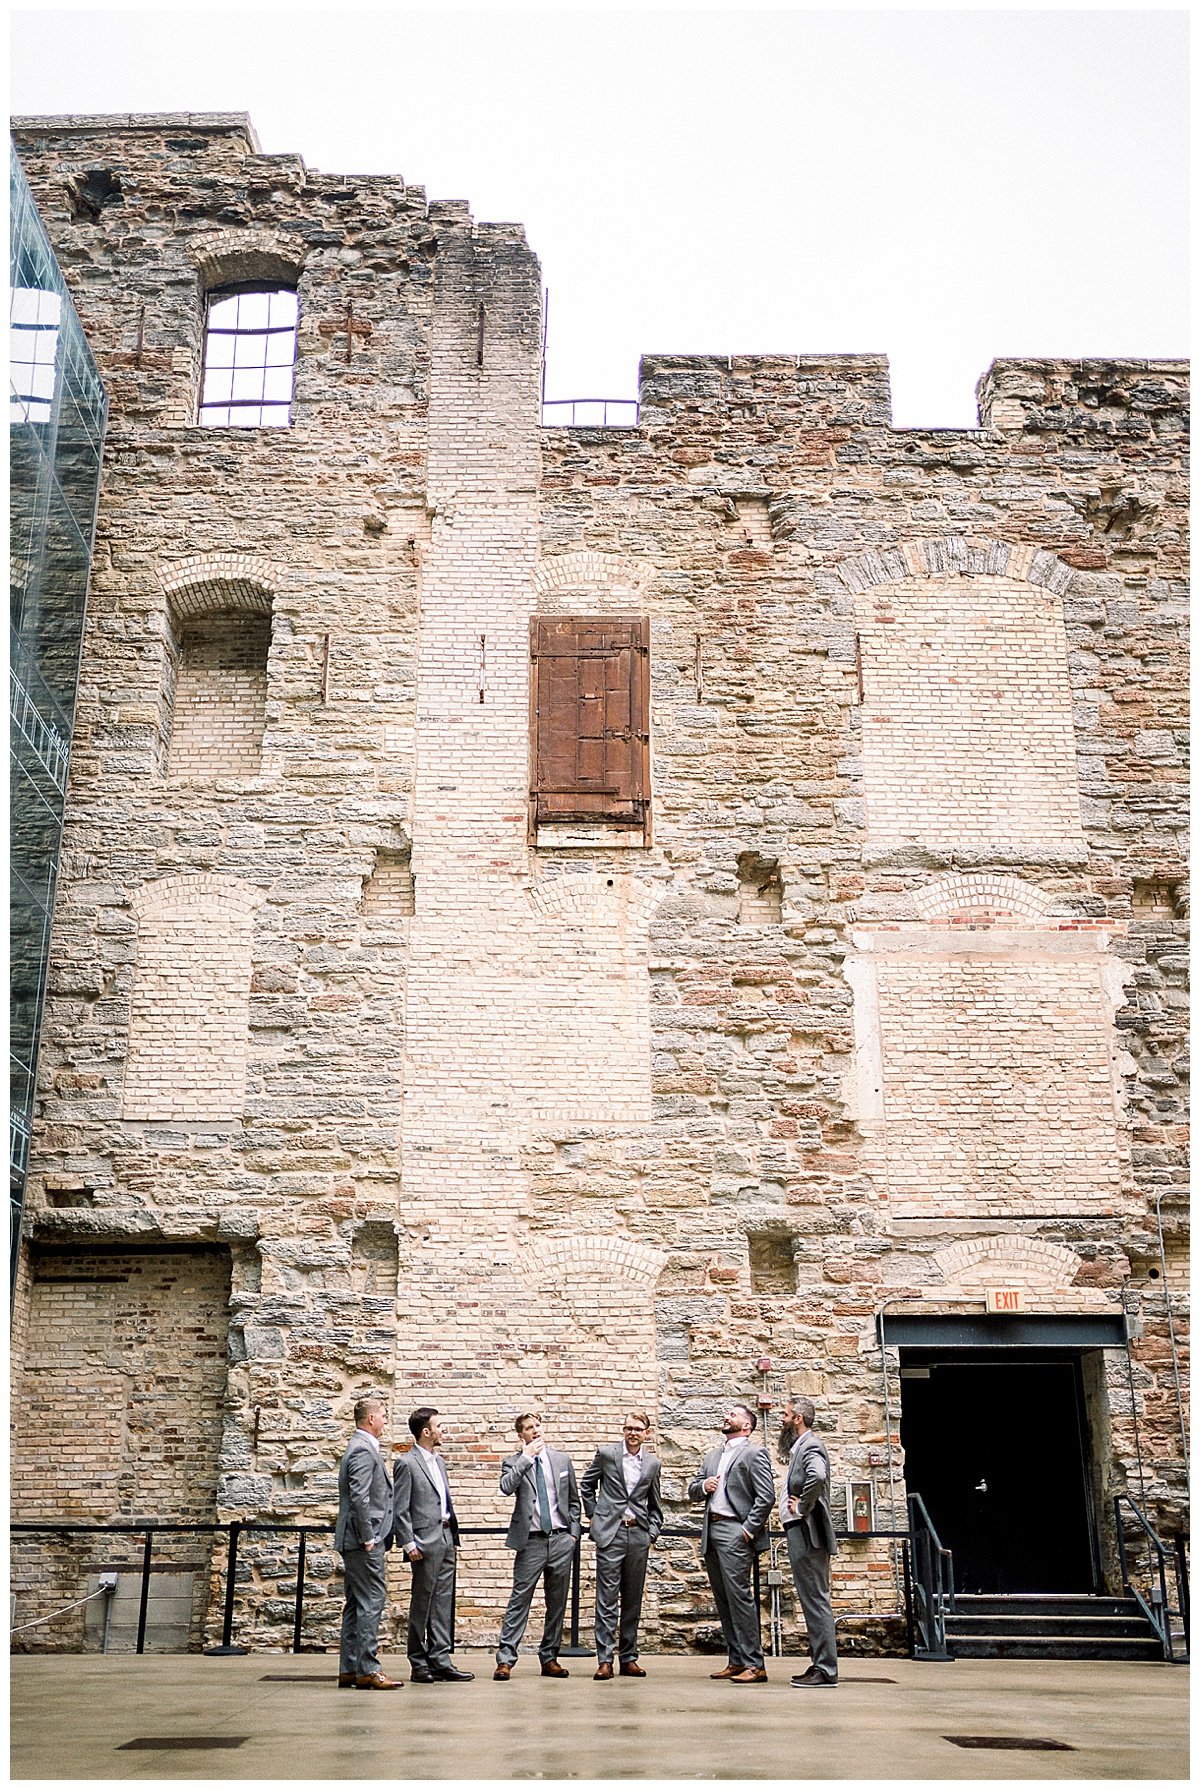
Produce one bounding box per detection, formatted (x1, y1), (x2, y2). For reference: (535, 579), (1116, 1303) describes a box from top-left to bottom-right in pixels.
(985, 1287), (1025, 1313)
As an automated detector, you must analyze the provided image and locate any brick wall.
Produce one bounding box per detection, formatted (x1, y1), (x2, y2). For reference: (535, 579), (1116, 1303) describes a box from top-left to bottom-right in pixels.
(168, 609), (270, 780)
(11, 117), (1188, 1653)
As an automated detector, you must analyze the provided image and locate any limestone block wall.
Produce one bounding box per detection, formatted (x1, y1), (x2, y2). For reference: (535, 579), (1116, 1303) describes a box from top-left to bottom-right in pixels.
(11, 117), (1188, 1653)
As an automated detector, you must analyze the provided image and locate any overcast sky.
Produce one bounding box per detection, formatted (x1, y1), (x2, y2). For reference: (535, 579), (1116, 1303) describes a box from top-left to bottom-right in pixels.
(10, 5), (1189, 426)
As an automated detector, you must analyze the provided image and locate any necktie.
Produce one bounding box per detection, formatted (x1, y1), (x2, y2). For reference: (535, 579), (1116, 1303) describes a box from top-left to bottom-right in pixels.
(535, 1456), (552, 1534)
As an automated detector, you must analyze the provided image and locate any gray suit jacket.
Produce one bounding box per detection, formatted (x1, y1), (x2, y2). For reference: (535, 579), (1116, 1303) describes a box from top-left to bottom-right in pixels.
(581, 1443), (664, 1548)
(688, 1439), (776, 1556)
(335, 1430), (394, 1552)
(392, 1445), (462, 1552)
(499, 1446), (581, 1551)
(785, 1431), (838, 1556)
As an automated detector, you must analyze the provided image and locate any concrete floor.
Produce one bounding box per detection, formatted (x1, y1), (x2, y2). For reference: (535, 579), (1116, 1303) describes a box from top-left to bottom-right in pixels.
(10, 1651), (1189, 1781)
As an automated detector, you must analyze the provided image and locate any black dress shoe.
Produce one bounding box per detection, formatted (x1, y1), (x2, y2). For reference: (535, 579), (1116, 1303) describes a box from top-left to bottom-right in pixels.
(433, 1665), (475, 1682)
(409, 1667), (437, 1683)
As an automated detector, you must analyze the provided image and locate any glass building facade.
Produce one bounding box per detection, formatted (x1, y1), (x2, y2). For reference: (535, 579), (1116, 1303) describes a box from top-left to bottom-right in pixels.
(10, 144), (108, 1289)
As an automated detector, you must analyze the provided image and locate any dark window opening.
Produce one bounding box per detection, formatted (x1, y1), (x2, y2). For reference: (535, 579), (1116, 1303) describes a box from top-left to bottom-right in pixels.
(70, 169), (123, 222)
(747, 1230), (797, 1295)
(737, 851), (783, 924)
(199, 285), (298, 428)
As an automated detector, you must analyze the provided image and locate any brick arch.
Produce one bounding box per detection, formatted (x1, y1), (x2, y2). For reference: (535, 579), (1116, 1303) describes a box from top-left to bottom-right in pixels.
(521, 1234), (666, 1299)
(911, 873), (1055, 924)
(525, 871), (668, 931)
(932, 1234), (1085, 1295)
(161, 554), (284, 625)
(534, 550), (655, 614)
(837, 536), (1075, 599)
(135, 873), (266, 924)
(190, 229), (305, 293)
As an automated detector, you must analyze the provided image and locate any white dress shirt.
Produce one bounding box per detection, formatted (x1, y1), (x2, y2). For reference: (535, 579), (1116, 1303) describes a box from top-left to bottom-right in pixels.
(417, 1444), (450, 1520)
(709, 1434), (749, 1518)
(530, 1448), (564, 1530)
(621, 1444), (644, 1519)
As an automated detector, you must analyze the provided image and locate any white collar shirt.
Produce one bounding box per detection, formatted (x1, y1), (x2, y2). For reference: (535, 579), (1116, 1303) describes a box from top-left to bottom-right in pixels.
(531, 1448), (563, 1530)
(417, 1444), (450, 1520)
(709, 1434), (750, 1518)
(621, 1444), (644, 1514)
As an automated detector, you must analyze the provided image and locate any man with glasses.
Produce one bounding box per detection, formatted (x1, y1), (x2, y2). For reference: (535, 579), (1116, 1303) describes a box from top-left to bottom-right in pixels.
(493, 1413), (581, 1679)
(581, 1411), (664, 1679)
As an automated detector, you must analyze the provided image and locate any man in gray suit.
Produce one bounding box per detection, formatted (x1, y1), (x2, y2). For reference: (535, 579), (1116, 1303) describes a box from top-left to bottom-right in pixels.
(581, 1410), (664, 1679)
(392, 1406), (474, 1683)
(779, 1395), (839, 1687)
(335, 1395), (400, 1689)
(493, 1412), (581, 1680)
(688, 1401), (776, 1684)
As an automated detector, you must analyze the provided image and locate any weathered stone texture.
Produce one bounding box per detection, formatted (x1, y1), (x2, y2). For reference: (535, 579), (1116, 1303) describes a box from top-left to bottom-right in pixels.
(11, 116), (1187, 1654)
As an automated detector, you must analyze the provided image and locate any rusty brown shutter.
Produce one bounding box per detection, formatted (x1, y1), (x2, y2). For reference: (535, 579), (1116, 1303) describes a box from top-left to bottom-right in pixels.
(531, 616), (649, 825)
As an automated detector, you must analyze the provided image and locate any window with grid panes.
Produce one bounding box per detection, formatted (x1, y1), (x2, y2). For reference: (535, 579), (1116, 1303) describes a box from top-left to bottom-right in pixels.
(198, 285), (297, 427)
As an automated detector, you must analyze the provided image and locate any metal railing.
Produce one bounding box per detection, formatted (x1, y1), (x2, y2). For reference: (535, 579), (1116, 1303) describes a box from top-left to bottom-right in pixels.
(12, 1518), (916, 1658)
(906, 1494), (954, 1660)
(541, 398), (639, 429)
(1114, 1494), (1189, 1662)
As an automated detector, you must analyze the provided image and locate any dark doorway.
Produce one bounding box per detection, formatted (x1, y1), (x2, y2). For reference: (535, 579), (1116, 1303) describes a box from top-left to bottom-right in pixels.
(900, 1353), (1098, 1595)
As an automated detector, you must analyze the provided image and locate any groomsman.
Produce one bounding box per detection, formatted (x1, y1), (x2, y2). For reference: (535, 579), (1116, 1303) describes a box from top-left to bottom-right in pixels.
(581, 1412), (664, 1678)
(688, 1401), (776, 1684)
(334, 1396), (400, 1690)
(494, 1414), (581, 1679)
(392, 1406), (474, 1683)
(779, 1396), (839, 1687)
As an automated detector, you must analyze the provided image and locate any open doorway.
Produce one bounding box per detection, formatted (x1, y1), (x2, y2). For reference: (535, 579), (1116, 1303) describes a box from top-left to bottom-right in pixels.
(900, 1353), (1100, 1595)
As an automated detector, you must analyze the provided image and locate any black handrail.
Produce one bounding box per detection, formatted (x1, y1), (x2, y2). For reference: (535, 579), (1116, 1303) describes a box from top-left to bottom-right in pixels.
(11, 1518), (916, 1657)
(906, 1494), (953, 1660)
(1114, 1493), (1189, 1662)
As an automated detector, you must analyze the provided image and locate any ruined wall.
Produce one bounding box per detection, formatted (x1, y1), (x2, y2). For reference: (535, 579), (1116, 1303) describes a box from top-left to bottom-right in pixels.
(11, 116), (1188, 1655)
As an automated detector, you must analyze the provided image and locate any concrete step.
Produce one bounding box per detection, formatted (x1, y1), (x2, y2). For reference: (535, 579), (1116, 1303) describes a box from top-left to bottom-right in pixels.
(945, 1612), (1158, 1640)
(947, 1634), (1166, 1661)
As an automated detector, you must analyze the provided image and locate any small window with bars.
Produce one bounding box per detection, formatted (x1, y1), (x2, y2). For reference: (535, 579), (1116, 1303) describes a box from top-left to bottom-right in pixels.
(530, 616), (650, 837)
(198, 285), (298, 428)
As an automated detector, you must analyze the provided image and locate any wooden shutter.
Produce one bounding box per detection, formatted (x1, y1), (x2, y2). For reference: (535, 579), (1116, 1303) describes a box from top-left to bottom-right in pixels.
(530, 616), (649, 827)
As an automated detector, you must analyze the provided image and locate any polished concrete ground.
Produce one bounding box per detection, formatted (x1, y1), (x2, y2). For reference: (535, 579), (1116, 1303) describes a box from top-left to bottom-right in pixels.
(10, 1650), (1189, 1781)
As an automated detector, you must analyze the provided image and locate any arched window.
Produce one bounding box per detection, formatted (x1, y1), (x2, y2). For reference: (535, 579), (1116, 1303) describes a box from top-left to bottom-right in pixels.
(198, 284), (297, 428)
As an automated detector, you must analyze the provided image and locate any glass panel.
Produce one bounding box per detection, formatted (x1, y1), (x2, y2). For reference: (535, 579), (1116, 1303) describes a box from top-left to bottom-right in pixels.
(262, 365), (293, 402)
(235, 291), (270, 330)
(204, 332), (235, 369)
(232, 367), (266, 402)
(264, 330), (296, 367)
(260, 405), (291, 427)
(199, 405), (230, 426)
(207, 293), (240, 327)
(202, 369), (234, 404)
(268, 290), (299, 326)
(233, 332), (268, 369)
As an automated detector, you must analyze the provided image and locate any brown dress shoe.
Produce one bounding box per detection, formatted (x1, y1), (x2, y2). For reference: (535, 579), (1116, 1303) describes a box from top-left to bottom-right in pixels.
(710, 1664), (738, 1679)
(619, 1661), (646, 1677)
(337, 1673), (356, 1688)
(593, 1661), (614, 1680)
(731, 1667), (769, 1684)
(493, 1663), (512, 1680)
(540, 1659), (569, 1677)
(355, 1673), (402, 1690)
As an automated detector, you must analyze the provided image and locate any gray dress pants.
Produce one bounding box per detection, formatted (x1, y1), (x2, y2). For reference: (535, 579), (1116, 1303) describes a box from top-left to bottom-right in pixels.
(339, 1544), (388, 1678)
(593, 1527), (651, 1664)
(406, 1535), (456, 1670)
(496, 1530), (575, 1665)
(704, 1523), (764, 1671)
(786, 1524), (838, 1679)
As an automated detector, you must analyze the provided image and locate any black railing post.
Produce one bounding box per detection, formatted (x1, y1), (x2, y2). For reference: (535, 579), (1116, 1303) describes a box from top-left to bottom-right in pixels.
(1114, 1496), (1130, 1588)
(203, 1519), (249, 1655)
(902, 1538), (914, 1657)
(292, 1531), (307, 1655)
(135, 1529), (153, 1655)
(560, 1532), (590, 1656)
(1175, 1535), (1189, 1653)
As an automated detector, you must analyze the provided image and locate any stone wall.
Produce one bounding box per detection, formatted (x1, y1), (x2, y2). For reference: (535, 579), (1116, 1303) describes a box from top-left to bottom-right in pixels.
(11, 115), (1188, 1655)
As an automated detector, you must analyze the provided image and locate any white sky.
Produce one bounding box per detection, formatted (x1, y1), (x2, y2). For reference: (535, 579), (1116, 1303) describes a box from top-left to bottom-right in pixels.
(10, 5), (1190, 426)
